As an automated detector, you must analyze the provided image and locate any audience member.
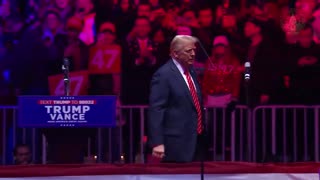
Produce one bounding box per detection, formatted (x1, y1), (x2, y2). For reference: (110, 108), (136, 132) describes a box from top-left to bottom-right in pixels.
(13, 144), (32, 165)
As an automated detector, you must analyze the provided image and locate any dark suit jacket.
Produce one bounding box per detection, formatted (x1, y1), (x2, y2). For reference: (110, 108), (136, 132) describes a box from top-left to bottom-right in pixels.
(148, 59), (206, 162)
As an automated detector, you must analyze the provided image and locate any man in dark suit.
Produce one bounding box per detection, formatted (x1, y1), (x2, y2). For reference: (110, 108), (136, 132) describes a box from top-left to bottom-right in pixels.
(148, 35), (206, 163)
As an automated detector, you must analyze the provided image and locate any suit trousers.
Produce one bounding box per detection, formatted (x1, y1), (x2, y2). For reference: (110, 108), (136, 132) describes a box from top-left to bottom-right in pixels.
(193, 134), (206, 162)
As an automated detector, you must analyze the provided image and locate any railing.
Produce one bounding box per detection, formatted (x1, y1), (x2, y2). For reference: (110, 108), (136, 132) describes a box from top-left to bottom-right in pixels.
(205, 105), (250, 162)
(0, 105), (149, 165)
(1, 105), (320, 165)
(252, 105), (320, 162)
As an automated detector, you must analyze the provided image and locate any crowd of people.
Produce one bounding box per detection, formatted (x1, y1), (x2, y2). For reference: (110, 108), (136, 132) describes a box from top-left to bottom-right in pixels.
(1, 0), (320, 164)
(0, 0), (319, 106)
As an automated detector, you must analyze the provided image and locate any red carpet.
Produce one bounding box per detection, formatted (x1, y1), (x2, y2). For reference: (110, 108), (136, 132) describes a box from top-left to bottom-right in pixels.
(0, 162), (320, 177)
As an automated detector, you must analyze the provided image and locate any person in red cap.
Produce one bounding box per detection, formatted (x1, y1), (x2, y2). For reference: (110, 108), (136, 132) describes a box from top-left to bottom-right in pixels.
(88, 21), (120, 95)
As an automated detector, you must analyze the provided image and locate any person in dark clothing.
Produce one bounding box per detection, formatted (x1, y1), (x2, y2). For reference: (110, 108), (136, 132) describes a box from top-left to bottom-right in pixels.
(120, 16), (161, 162)
(287, 24), (320, 104)
(242, 18), (286, 162)
(121, 16), (160, 105)
(241, 18), (284, 106)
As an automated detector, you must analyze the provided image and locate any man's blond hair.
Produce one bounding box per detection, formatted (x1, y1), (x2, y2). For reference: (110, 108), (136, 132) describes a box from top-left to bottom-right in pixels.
(170, 35), (197, 56)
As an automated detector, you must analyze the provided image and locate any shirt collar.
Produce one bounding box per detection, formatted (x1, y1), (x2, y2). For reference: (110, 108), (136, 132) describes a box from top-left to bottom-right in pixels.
(173, 58), (189, 74)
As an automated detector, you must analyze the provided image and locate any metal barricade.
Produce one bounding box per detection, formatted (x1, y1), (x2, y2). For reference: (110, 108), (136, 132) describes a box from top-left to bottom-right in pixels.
(1, 105), (251, 164)
(205, 105), (250, 161)
(252, 105), (320, 162)
(0, 105), (148, 165)
(1, 106), (15, 165)
(96, 105), (148, 164)
(0, 106), (39, 165)
(115, 105), (251, 163)
(6, 104), (320, 164)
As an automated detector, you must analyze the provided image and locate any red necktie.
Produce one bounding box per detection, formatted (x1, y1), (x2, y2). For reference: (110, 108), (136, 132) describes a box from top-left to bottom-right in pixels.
(185, 71), (203, 134)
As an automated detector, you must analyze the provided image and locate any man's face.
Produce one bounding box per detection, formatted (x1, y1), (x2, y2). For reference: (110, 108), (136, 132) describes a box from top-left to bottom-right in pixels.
(134, 19), (151, 38)
(244, 21), (259, 38)
(137, 4), (151, 17)
(15, 147), (31, 165)
(198, 9), (213, 27)
(175, 40), (196, 66)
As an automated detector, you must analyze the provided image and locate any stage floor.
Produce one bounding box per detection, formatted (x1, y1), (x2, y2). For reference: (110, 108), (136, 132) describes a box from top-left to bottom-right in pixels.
(0, 162), (319, 180)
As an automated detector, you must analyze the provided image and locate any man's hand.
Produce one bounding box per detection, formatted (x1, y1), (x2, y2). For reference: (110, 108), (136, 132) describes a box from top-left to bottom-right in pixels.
(152, 144), (165, 159)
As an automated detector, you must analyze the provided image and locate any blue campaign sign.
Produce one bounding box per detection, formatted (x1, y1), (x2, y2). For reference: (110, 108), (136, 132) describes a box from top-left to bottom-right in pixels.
(18, 96), (117, 128)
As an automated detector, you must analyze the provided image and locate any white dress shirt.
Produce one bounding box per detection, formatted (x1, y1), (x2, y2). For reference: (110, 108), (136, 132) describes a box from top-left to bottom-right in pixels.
(172, 59), (197, 91)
